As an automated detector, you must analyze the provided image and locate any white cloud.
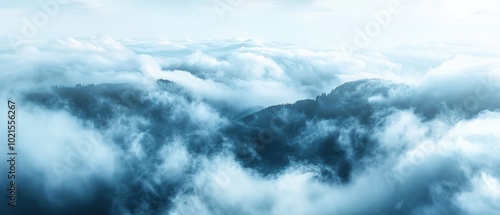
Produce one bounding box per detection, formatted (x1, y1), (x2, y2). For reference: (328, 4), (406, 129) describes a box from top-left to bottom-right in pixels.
(1, 37), (500, 214)
(18, 106), (119, 200)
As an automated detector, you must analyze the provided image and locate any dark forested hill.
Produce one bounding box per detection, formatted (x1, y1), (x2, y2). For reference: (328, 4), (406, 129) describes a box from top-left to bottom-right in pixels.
(20, 78), (500, 215)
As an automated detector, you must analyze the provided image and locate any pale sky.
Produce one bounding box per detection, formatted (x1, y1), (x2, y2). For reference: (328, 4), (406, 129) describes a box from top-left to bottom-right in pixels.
(1, 0), (500, 48)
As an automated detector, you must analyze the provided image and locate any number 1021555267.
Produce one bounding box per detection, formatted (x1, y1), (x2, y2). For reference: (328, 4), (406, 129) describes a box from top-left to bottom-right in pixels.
(7, 100), (16, 151)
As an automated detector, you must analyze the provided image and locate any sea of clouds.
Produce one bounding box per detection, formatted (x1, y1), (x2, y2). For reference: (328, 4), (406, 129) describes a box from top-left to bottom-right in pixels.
(0, 36), (499, 215)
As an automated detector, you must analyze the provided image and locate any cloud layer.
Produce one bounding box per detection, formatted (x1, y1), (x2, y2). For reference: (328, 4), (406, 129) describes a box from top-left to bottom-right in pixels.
(0, 37), (499, 215)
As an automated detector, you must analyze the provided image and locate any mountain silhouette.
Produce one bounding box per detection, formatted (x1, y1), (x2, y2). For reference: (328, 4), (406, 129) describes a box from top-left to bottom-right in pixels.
(24, 78), (500, 184)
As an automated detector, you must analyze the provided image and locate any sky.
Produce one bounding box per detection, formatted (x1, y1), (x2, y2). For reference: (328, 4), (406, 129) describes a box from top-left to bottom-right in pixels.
(1, 0), (500, 48)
